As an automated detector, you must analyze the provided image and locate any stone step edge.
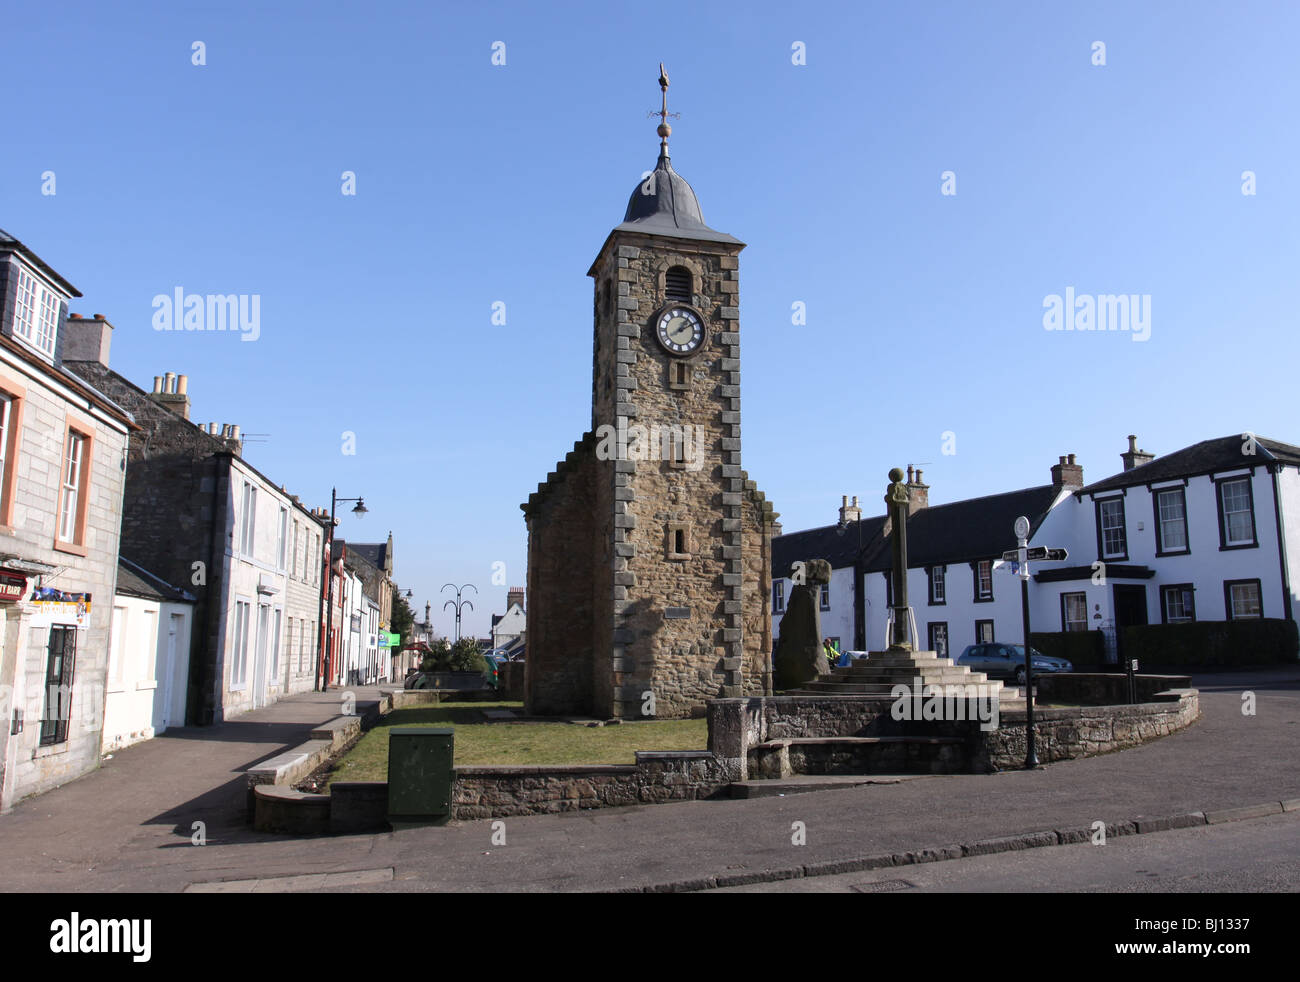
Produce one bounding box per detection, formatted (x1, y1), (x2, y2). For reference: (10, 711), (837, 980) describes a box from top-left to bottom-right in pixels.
(616, 798), (1299, 893)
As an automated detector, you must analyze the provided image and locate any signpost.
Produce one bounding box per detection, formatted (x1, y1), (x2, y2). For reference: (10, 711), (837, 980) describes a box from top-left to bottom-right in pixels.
(1009, 517), (1068, 770)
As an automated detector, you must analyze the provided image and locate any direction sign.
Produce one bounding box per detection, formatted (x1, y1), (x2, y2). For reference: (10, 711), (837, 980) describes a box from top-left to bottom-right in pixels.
(1026, 547), (1068, 562)
(1002, 546), (1069, 563)
(379, 630), (399, 647)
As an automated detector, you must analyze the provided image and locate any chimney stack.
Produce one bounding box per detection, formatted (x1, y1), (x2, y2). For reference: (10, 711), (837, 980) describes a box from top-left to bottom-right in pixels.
(905, 468), (929, 515)
(507, 586), (525, 612)
(838, 494), (861, 526)
(1051, 453), (1084, 489)
(149, 369), (192, 420)
(1121, 435), (1155, 472)
(60, 313), (115, 367)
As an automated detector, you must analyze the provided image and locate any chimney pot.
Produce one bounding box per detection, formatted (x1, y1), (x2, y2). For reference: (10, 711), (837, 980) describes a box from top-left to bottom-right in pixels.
(153, 376), (164, 394)
(69, 312), (81, 320)
(164, 372), (176, 394)
(93, 313), (105, 320)
(1127, 435), (1138, 452)
(177, 374), (188, 396)
(1067, 453), (1076, 465)
(231, 424), (241, 441)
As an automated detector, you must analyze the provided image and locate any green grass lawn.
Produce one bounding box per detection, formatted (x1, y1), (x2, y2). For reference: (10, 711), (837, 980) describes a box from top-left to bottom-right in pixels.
(324, 701), (708, 786)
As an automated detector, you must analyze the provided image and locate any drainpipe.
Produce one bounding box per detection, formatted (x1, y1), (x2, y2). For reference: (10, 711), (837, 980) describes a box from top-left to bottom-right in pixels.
(1271, 466), (1293, 622)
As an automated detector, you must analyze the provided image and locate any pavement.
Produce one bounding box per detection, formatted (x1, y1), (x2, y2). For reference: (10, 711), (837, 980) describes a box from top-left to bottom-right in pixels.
(0, 670), (1297, 893)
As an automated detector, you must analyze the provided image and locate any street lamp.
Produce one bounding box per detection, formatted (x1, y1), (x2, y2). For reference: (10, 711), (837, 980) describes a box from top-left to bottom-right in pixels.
(316, 488), (367, 692)
(442, 582), (477, 643)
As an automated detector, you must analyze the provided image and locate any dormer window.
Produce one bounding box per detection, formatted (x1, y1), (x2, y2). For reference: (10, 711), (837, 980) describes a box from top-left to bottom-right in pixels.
(12, 264), (61, 357)
(665, 266), (692, 303)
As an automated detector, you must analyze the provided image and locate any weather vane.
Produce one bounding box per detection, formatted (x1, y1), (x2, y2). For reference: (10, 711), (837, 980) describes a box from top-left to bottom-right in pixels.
(647, 62), (679, 147)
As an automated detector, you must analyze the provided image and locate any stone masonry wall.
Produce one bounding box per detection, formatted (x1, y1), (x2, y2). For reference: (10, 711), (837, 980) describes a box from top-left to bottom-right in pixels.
(592, 235), (752, 718)
(524, 438), (599, 715)
(0, 356), (129, 809)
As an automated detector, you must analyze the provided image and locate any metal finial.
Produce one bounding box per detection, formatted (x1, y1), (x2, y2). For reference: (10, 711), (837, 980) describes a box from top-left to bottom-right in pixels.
(657, 63), (672, 142)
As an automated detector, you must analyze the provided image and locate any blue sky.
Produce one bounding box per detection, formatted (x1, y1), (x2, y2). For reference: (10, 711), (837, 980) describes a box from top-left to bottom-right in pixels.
(3, 1), (1296, 638)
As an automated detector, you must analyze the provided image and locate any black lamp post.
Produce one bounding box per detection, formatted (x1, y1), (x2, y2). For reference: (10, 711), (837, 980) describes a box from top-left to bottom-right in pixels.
(316, 488), (367, 691)
(442, 582), (477, 643)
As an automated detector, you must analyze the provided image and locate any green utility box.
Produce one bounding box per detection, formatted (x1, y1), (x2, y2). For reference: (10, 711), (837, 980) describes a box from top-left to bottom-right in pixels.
(387, 727), (454, 828)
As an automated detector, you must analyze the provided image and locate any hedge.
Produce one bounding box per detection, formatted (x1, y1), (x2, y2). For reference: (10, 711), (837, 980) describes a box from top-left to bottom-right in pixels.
(1122, 618), (1299, 667)
(1029, 630), (1107, 668)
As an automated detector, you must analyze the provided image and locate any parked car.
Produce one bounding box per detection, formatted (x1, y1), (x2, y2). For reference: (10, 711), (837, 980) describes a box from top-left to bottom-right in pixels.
(955, 643), (1072, 684)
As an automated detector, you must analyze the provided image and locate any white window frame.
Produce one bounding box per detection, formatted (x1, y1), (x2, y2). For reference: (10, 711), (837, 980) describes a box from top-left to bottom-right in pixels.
(231, 599), (251, 688)
(1062, 592), (1087, 631)
(1162, 585), (1195, 624)
(240, 482), (257, 557)
(11, 265), (61, 358)
(58, 432), (85, 543)
(773, 580), (785, 614)
(1099, 497), (1126, 559)
(976, 560), (992, 600)
(1220, 479), (1255, 546)
(1155, 488), (1188, 553)
(819, 584), (830, 611)
(271, 607), (283, 680)
(0, 393), (11, 513)
(1227, 581), (1262, 619)
(277, 506), (288, 570)
(930, 565), (945, 603)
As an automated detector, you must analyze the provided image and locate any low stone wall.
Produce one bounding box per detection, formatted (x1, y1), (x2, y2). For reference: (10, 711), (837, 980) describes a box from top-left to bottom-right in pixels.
(454, 750), (733, 819)
(388, 690), (442, 710)
(250, 750), (737, 833)
(979, 690), (1199, 769)
(248, 687), (1201, 835)
(709, 687), (1200, 778)
(1036, 673), (1191, 705)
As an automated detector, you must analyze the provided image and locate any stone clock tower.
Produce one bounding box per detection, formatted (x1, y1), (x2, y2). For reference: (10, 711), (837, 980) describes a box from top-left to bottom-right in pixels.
(522, 67), (778, 719)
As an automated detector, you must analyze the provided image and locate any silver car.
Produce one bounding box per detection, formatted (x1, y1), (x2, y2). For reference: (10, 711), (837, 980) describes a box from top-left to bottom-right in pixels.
(955, 643), (1072, 684)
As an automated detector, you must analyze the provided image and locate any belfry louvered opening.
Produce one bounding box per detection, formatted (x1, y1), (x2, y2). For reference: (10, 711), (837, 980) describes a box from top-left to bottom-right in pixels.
(665, 266), (692, 303)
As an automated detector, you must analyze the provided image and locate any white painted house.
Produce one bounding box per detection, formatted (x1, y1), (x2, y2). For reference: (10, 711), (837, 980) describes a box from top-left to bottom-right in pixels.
(102, 559), (194, 752)
(772, 435), (1300, 667)
(219, 460), (325, 718)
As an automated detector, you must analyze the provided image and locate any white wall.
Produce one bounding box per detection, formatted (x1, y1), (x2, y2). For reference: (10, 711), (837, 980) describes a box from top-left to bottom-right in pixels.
(102, 597), (192, 752)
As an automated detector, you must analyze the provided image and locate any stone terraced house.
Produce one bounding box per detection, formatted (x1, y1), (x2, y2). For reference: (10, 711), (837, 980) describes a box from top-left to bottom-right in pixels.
(64, 350), (328, 724)
(0, 230), (134, 812)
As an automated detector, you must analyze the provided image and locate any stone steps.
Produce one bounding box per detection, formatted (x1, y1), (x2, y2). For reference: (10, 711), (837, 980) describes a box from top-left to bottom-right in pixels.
(728, 773), (937, 798)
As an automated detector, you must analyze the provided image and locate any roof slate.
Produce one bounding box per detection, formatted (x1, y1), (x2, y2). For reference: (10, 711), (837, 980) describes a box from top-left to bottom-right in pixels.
(1079, 434), (1300, 495)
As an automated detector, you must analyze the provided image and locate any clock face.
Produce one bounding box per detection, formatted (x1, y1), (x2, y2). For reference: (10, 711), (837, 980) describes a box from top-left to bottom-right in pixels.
(655, 306), (705, 355)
